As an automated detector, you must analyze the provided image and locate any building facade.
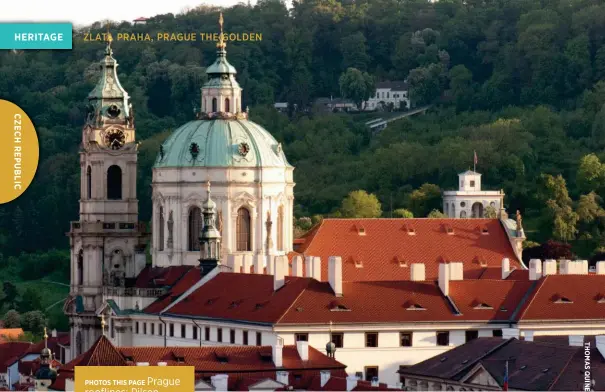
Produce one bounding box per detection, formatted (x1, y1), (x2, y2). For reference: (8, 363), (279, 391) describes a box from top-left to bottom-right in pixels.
(363, 81), (410, 111)
(443, 171), (505, 219)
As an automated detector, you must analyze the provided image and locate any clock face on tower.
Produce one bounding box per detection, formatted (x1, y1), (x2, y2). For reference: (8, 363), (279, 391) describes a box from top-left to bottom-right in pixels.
(104, 128), (126, 150)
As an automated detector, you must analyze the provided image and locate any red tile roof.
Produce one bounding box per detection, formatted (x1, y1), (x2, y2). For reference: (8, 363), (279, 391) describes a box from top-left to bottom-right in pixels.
(24, 332), (69, 356)
(0, 342), (32, 372)
(144, 267), (202, 313)
(293, 218), (523, 282)
(61, 335), (126, 371)
(18, 358), (61, 376)
(0, 328), (24, 342)
(134, 265), (193, 288)
(516, 275), (605, 321)
(448, 280), (535, 321)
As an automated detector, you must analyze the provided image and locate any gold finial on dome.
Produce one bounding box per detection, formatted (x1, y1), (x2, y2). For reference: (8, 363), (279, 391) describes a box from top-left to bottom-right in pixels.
(217, 12), (226, 50)
(43, 327), (48, 348)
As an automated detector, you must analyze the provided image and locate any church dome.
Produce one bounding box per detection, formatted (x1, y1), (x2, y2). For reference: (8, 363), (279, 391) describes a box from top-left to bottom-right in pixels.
(154, 119), (291, 168)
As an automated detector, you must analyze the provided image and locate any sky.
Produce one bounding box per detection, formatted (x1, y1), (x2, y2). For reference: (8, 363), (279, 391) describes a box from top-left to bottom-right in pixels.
(2, 0), (262, 27)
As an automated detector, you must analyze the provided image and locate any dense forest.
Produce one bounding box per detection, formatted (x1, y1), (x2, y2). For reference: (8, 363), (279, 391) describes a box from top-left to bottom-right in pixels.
(3, 0), (605, 331)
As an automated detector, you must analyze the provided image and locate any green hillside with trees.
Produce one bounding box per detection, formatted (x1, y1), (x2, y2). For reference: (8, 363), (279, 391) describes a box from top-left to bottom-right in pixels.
(2, 0), (605, 331)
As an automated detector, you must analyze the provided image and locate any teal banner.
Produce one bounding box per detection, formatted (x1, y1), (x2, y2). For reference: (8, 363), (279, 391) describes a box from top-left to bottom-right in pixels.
(0, 23), (72, 49)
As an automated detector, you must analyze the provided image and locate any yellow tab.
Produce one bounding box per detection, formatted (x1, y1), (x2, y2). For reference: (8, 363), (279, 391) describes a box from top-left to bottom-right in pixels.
(0, 99), (39, 204)
(74, 366), (195, 392)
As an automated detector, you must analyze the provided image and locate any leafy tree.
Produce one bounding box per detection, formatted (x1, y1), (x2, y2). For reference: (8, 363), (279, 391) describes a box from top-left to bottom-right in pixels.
(393, 208), (414, 218)
(427, 209), (447, 218)
(408, 184), (442, 217)
(20, 311), (47, 335)
(340, 190), (382, 218)
(484, 205), (497, 219)
(547, 200), (579, 242)
(577, 154), (605, 193)
(1, 281), (19, 310)
(19, 288), (43, 313)
(592, 105), (605, 147)
(340, 33), (370, 71)
(339, 68), (375, 110)
(522, 240), (574, 265)
(576, 192), (605, 224)
(2, 309), (21, 328)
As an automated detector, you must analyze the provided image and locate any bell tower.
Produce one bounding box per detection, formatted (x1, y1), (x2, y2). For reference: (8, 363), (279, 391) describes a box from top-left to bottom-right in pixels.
(65, 38), (148, 360)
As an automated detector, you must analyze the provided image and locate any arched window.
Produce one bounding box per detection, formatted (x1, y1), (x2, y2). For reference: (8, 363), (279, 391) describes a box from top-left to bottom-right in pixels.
(86, 166), (92, 199)
(225, 98), (230, 113)
(236, 208), (251, 251)
(451, 203), (456, 218)
(212, 97), (217, 112)
(158, 206), (165, 251)
(277, 206), (284, 251)
(235, 98), (238, 112)
(107, 165), (122, 200)
(444, 203), (449, 216)
(77, 249), (84, 286)
(460, 210), (467, 218)
(188, 206), (202, 251)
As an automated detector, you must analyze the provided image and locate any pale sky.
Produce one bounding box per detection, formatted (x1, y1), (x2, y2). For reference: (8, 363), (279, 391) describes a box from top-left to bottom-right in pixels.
(2, 0), (262, 27)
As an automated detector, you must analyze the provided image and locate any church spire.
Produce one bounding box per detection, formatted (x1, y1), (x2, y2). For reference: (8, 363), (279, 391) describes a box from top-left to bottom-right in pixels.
(200, 13), (243, 118)
(199, 181), (221, 276)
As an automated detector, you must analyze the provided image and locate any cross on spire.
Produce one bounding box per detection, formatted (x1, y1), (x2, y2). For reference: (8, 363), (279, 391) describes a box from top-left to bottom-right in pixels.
(217, 12), (226, 50)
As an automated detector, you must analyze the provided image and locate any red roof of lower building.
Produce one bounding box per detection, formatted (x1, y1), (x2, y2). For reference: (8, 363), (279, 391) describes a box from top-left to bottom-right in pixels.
(134, 265), (193, 288)
(293, 218), (522, 282)
(516, 275), (605, 321)
(0, 342), (32, 372)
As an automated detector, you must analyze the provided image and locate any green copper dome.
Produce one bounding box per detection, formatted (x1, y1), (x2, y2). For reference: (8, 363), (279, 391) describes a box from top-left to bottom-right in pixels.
(154, 119), (291, 168)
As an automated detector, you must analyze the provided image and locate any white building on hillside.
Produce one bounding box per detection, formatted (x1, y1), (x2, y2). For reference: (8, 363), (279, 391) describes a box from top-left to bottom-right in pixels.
(443, 170), (505, 218)
(363, 81), (410, 111)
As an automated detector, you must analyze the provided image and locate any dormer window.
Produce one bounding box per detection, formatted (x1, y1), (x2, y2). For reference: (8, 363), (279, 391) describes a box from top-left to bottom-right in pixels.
(473, 302), (493, 310)
(395, 256), (407, 268)
(329, 301), (350, 311)
(403, 224), (415, 235)
(470, 181), (475, 187)
(445, 225), (454, 235)
(354, 257), (363, 268)
(596, 294), (605, 303)
(481, 226), (489, 235)
(553, 295), (573, 304)
(357, 225), (366, 236)
(404, 301), (425, 311)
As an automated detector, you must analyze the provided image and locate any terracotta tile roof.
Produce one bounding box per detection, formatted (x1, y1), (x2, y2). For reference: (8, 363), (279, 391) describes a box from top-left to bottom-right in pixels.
(400, 337), (605, 391)
(0, 342), (31, 372)
(25, 332), (69, 356)
(144, 267), (202, 313)
(134, 265), (193, 288)
(61, 335), (126, 371)
(448, 280), (535, 321)
(516, 275), (605, 321)
(472, 267), (529, 280)
(293, 218), (522, 282)
(119, 345), (343, 372)
(0, 328), (24, 342)
(162, 273), (313, 323)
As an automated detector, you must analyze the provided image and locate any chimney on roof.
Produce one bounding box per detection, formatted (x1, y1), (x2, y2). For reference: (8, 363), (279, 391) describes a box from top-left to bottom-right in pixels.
(578, 260), (588, 275)
(346, 375), (358, 391)
(569, 335), (584, 347)
(157, 362), (167, 366)
(529, 259), (542, 280)
(306, 256), (321, 281)
(524, 331), (534, 342)
(410, 263), (425, 281)
(274, 256), (287, 291)
(559, 259), (570, 274)
(320, 370), (331, 388)
(329, 256), (343, 297)
(543, 259), (557, 276)
(227, 254), (243, 273)
(502, 258), (510, 279)
(211, 374), (228, 391)
(276, 371), (289, 386)
(449, 262), (463, 281)
(267, 255), (276, 275)
(502, 328), (519, 340)
(292, 255), (303, 277)
(136, 362), (150, 366)
(596, 336), (605, 358)
(253, 254), (264, 274)
(242, 254), (252, 273)
(597, 261), (605, 275)
(273, 339), (283, 367)
(438, 263), (450, 296)
(51, 329), (57, 338)
(296, 340), (309, 361)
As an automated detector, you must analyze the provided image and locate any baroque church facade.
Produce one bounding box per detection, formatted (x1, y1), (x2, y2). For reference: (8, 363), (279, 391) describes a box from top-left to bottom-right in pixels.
(65, 19), (295, 359)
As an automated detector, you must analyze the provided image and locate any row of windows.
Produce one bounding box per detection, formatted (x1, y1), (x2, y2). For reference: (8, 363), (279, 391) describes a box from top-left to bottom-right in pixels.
(86, 165), (122, 200)
(134, 322), (263, 345)
(374, 91), (407, 99)
(294, 329), (502, 348)
(158, 206), (287, 252)
(204, 97), (235, 113)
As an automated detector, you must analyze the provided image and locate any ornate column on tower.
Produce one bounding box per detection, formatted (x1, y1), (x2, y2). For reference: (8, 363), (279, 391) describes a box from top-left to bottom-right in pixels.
(199, 181), (222, 276)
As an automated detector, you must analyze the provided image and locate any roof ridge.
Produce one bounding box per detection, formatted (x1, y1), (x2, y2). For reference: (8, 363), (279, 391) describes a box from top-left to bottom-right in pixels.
(275, 279), (314, 325)
(512, 277), (546, 322)
(451, 338), (515, 379)
(546, 344), (577, 391)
